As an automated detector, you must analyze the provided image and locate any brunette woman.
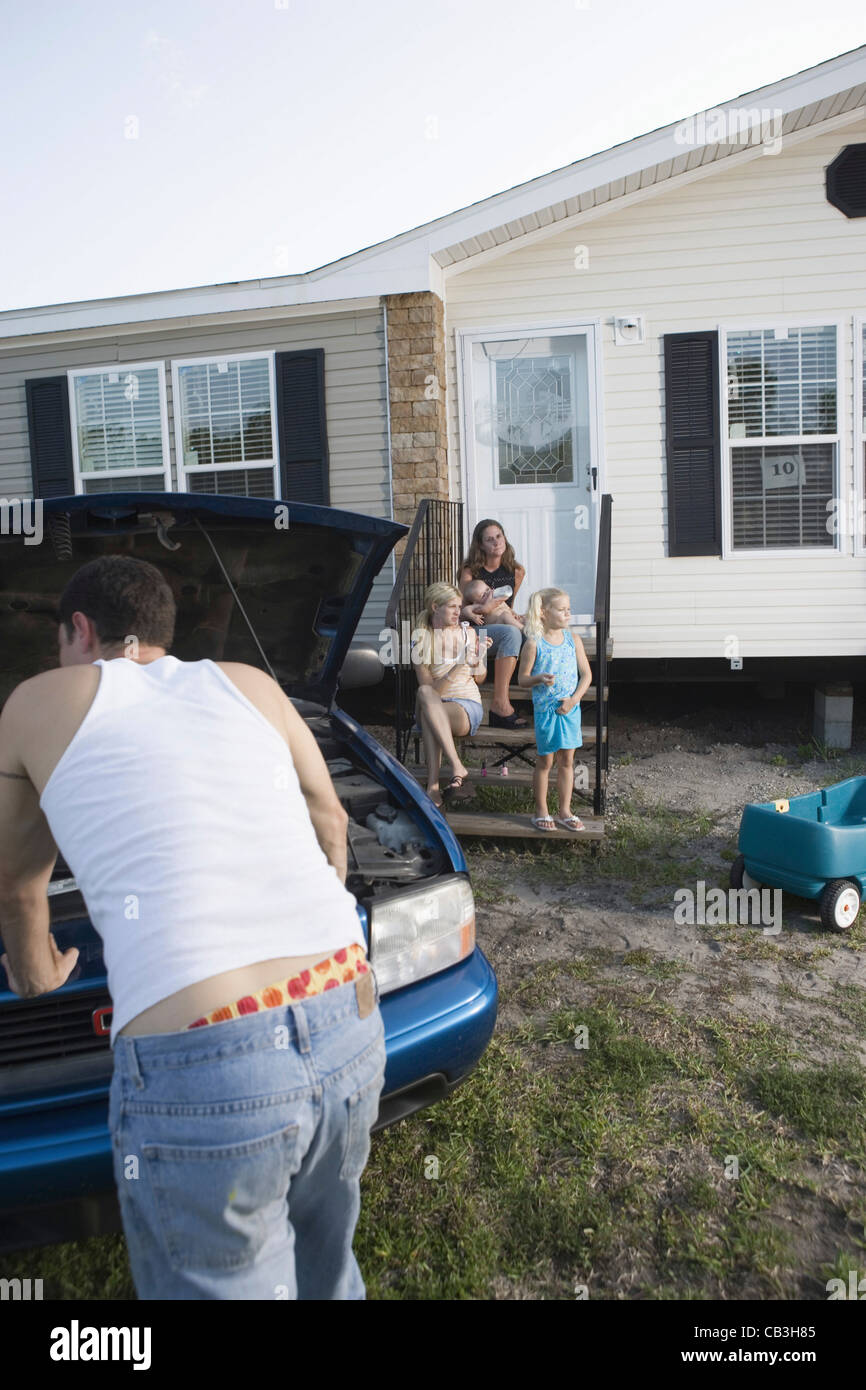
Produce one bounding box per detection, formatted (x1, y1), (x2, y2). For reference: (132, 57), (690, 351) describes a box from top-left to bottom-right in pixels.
(459, 518), (527, 728)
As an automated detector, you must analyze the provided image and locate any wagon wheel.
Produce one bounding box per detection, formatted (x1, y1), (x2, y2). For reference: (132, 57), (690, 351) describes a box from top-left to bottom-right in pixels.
(819, 879), (861, 933)
(730, 854), (762, 892)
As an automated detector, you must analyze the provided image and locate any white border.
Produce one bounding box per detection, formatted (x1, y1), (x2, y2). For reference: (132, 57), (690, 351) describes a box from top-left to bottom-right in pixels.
(718, 317), (845, 560)
(170, 350), (280, 495)
(67, 360), (172, 493)
(455, 319), (605, 623)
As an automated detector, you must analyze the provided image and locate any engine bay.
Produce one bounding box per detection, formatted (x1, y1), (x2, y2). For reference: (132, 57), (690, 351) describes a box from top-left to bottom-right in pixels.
(308, 714), (445, 899)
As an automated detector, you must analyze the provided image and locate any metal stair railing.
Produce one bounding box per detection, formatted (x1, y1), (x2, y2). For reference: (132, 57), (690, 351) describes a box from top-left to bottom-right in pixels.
(593, 494), (612, 816)
(385, 498), (465, 764)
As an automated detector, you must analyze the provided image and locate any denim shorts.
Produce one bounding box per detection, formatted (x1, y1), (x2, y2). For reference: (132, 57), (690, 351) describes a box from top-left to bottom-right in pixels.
(442, 696), (483, 735)
(108, 969), (386, 1300)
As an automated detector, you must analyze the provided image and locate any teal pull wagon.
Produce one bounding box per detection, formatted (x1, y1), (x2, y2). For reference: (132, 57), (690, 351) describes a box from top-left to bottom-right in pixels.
(731, 776), (866, 932)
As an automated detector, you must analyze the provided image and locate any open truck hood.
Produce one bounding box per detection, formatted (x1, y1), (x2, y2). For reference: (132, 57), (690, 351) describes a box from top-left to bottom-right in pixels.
(0, 493), (405, 706)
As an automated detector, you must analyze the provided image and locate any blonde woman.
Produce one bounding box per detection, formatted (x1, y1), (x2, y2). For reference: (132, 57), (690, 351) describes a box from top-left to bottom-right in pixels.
(518, 588), (592, 832)
(412, 583), (491, 808)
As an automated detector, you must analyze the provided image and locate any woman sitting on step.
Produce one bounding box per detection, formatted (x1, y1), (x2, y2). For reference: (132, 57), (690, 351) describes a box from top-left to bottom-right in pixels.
(458, 517), (528, 729)
(412, 582), (492, 808)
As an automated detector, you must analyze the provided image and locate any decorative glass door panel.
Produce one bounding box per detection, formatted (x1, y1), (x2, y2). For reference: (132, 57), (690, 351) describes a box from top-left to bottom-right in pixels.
(466, 332), (597, 621)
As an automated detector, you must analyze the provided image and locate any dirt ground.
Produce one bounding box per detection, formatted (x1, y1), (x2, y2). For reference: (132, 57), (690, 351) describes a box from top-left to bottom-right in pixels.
(479, 684), (866, 1067)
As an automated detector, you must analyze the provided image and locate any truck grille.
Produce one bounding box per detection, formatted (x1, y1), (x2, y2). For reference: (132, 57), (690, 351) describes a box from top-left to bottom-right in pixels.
(0, 990), (111, 1068)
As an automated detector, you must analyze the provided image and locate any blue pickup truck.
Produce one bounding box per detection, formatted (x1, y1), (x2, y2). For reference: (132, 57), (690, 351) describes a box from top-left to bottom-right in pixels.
(0, 493), (498, 1253)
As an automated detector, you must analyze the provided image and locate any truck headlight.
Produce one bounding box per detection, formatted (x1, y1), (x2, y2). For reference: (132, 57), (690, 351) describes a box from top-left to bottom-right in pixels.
(369, 876), (475, 994)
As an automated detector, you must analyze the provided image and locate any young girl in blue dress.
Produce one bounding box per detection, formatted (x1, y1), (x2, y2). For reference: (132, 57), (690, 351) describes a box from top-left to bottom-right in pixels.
(518, 587), (592, 832)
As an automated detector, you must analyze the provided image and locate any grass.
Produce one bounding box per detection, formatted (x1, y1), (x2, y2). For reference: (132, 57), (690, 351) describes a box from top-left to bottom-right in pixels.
(750, 1063), (866, 1153)
(351, 965), (866, 1299)
(831, 983), (866, 1037)
(7, 759), (866, 1301)
(466, 791), (719, 904)
(6, 952), (865, 1302)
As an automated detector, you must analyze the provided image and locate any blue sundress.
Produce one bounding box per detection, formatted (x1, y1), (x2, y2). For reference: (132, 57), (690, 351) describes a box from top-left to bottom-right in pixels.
(530, 629), (582, 755)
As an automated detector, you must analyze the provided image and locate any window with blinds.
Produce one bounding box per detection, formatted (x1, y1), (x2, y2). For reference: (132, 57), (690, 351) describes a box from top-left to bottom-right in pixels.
(68, 363), (170, 490)
(726, 326), (838, 549)
(173, 353), (278, 495)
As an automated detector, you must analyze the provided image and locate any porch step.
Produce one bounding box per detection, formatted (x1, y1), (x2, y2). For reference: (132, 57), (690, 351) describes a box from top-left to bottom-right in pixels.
(443, 810), (605, 840)
(570, 631), (613, 661)
(409, 762), (598, 789)
(466, 724), (604, 748)
(475, 632), (612, 660)
(477, 684), (607, 707)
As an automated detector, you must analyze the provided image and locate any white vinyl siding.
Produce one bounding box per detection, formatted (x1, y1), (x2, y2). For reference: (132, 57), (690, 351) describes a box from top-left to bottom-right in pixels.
(858, 320), (866, 553)
(0, 307), (392, 644)
(445, 126), (866, 658)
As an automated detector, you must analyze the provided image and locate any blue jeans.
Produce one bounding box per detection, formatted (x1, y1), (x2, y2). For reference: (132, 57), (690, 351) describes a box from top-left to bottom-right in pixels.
(108, 971), (386, 1300)
(484, 623), (523, 660)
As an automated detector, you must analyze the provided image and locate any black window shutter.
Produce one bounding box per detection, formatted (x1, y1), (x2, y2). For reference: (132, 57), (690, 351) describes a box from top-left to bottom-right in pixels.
(25, 376), (75, 497)
(274, 349), (329, 505)
(663, 332), (722, 556)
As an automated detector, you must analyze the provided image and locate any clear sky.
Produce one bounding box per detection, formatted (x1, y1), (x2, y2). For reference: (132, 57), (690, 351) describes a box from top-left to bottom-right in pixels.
(1, 0), (863, 312)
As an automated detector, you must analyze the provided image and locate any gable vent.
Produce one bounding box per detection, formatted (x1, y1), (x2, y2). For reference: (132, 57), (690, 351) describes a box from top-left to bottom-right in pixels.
(826, 144), (866, 218)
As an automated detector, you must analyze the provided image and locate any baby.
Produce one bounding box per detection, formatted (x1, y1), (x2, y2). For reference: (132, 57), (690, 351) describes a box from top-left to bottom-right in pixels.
(460, 579), (524, 629)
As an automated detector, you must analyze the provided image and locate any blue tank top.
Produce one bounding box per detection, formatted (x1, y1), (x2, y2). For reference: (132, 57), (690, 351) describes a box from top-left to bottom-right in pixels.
(530, 629), (577, 704)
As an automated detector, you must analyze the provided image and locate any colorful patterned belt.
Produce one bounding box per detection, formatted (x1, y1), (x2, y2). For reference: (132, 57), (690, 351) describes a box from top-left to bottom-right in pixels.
(186, 942), (369, 1030)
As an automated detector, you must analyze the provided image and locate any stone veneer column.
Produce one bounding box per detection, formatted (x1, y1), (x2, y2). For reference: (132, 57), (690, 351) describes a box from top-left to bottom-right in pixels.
(384, 291), (449, 532)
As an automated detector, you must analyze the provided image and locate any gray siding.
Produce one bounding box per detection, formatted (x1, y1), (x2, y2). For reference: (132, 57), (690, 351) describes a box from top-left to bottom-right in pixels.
(0, 306), (394, 646)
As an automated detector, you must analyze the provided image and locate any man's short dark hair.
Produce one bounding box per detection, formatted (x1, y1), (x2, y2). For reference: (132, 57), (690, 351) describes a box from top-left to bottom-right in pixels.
(58, 556), (176, 651)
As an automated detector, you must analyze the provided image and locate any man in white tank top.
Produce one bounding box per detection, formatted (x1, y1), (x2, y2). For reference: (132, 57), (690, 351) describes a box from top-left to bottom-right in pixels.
(0, 554), (386, 1299)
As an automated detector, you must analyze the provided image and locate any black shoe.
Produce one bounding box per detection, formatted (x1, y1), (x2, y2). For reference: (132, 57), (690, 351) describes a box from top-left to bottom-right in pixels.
(443, 775), (474, 803)
(489, 710), (529, 729)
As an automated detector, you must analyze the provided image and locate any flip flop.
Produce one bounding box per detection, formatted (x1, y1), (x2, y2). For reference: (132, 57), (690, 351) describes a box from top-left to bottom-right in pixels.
(555, 815), (585, 832)
(531, 815), (557, 832)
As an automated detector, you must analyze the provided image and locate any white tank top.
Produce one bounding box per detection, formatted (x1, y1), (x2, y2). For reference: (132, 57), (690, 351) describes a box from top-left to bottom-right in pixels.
(39, 656), (361, 1045)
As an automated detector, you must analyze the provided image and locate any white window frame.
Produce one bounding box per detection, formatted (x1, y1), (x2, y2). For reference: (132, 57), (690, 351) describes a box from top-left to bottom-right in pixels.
(718, 317), (845, 560)
(170, 351), (280, 494)
(855, 316), (866, 558)
(67, 361), (172, 493)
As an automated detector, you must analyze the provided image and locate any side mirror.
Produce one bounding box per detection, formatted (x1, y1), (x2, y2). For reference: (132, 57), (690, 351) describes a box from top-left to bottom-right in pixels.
(338, 645), (384, 690)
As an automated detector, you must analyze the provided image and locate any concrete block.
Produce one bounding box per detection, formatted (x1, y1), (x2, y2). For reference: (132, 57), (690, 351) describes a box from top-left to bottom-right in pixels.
(814, 682), (853, 750)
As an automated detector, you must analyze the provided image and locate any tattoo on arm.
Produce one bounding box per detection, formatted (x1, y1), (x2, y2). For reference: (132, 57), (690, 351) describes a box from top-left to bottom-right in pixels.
(0, 769), (29, 780)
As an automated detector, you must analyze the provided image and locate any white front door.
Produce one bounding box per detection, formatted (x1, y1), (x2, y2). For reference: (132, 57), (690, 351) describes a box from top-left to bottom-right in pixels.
(460, 327), (600, 622)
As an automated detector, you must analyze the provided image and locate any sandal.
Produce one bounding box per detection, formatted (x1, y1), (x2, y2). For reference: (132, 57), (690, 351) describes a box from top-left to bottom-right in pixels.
(531, 815), (557, 832)
(489, 710), (529, 729)
(443, 774), (474, 803)
(555, 815), (585, 832)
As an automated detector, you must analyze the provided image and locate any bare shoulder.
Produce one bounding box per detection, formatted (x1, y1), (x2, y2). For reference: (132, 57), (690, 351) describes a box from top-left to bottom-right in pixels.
(213, 661), (284, 704)
(212, 662), (290, 735)
(2, 666), (98, 726)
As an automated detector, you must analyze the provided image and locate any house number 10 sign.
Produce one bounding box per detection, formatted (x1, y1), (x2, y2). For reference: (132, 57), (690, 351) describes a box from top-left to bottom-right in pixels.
(761, 454), (804, 489)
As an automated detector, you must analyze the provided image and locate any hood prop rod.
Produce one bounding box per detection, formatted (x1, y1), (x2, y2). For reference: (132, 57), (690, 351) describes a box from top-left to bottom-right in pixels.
(192, 517), (277, 682)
